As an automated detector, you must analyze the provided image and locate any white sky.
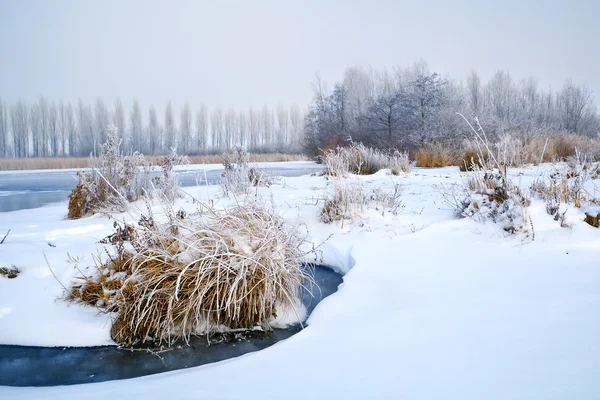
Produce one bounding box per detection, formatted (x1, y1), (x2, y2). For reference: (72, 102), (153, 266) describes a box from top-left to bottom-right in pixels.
(1, 0), (598, 112)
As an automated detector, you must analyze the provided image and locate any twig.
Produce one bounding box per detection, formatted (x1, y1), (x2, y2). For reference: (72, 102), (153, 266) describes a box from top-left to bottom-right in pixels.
(44, 252), (69, 292)
(0, 229), (10, 244)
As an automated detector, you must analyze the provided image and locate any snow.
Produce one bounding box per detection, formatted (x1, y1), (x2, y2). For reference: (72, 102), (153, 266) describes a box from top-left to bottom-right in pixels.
(1, 164), (600, 399)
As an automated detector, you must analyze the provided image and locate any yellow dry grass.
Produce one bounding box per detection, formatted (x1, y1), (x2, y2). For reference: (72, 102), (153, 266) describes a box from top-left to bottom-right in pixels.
(66, 202), (311, 346)
(0, 153), (307, 171)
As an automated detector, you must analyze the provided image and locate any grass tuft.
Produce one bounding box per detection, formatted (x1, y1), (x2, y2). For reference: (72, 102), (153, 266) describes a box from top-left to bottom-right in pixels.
(66, 201), (311, 346)
(0, 266), (21, 279)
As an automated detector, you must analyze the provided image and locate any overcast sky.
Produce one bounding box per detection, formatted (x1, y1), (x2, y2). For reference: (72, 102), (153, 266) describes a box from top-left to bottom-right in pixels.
(1, 0), (598, 112)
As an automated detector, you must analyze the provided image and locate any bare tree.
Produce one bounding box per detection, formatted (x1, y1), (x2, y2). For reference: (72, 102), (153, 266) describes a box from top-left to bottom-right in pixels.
(94, 98), (110, 151)
(276, 104), (289, 148)
(0, 98), (8, 157)
(113, 98), (126, 149)
(248, 107), (259, 151)
(29, 103), (41, 157)
(164, 102), (176, 150)
(48, 103), (59, 156)
(65, 103), (76, 156)
(224, 108), (237, 148)
(130, 99), (143, 152)
(260, 105), (274, 150)
(195, 104), (208, 153)
(289, 104), (302, 151)
(179, 102), (192, 154)
(10, 100), (29, 158)
(147, 105), (160, 155)
(237, 110), (247, 148)
(211, 107), (223, 151)
(77, 99), (94, 156)
(466, 71), (482, 117)
(558, 81), (594, 133)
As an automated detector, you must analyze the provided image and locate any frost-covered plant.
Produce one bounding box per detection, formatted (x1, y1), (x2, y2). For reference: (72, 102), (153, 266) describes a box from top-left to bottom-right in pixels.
(323, 144), (410, 177)
(458, 169), (531, 234)
(220, 145), (272, 195)
(448, 116), (531, 235)
(156, 148), (189, 203)
(320, 180), (403, 224)
(320, 181), (365, 224)
(531, 148), (599, 226)
(68, 125), (152, 219)
(66, 200), (313, 346)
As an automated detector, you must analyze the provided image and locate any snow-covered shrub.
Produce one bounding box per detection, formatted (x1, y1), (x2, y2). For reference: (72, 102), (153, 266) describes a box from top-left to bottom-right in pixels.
(445, 116), (532, 234)
(0, 266), (20, 279)
(320, 180), (403, 224)
(68, 125), (152, 219)
(531, 149), (596, 208)
(66, 201), (311, 346)
(367, 183), (404, 214)
(156, 148), (189, 203)
(531, 149), (599, 227)
(458, 169), (531, 234)
(320, 181), (365, 223)
(220, 145), (273, 196)
(221, 145), (250, 195)
(323, 144), (410, 177)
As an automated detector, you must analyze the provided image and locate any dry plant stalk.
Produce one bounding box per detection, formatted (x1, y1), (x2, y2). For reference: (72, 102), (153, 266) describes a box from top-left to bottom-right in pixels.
(67, 201), (312, 346)
(323, 143), (410, 177)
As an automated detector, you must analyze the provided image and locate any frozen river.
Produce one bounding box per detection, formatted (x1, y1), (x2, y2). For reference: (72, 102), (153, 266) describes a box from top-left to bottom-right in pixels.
(0, 161), (323, 212)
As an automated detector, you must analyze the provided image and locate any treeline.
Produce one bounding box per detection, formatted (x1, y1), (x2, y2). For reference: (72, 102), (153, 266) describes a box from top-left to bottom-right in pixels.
(304, 61), (600, 154)
(0, 99), (304, 158)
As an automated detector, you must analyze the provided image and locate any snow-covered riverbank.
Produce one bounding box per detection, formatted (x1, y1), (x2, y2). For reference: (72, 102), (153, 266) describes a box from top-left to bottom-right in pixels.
(1, 165), (599, 399)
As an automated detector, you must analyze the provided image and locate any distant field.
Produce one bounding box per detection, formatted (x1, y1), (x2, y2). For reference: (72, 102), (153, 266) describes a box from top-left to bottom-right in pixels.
(0, 153), (308, 171)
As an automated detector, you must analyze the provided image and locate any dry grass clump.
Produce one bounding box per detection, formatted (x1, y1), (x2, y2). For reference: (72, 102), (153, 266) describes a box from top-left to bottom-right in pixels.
(458, 148), (487, 172)
(0, 266), (20, 279)
(458, 169), (531, 234)
(531, 150), (600, 226)
(320, 181), (365, 223)
(320, 180), (403, 224)
(415, 143), (457, 168)
(67, 201), (310, 346)
(584, 212), (600, 228)
(323, 144), (410, 177)
(442, 116), (531, 235)
(67, 125), (190, 219)
(67, 125), (153, 219)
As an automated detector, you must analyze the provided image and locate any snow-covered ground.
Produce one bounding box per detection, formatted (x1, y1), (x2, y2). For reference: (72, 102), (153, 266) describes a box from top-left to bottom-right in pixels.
(1, 165), (599, 399)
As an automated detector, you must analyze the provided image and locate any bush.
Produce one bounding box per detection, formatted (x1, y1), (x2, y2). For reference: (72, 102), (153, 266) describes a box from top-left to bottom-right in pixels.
(67, 125), (152, 219)
(67, 201), (310, 346)
(415, 143), (457, 168)
(67, 126), (188, 219)
(320, 180), (403, 224)
(443, 116), (531, 235)
(323, 144), (410, 177)
(0, 266), (20, 279)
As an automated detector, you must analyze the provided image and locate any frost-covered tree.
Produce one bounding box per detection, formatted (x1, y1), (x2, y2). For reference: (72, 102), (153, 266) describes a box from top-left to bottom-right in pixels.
(195, 104), (208, 154)
(11, 100), (29, 158)
(147, 105), (161, 155)
(0, 98), (8, 157)
(210, 107), (224, 151)
(113, 98), (126, 150)
(164, 102), (176, 150)
(130, 99), (143, 152)
(179, 103), (192, 154)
